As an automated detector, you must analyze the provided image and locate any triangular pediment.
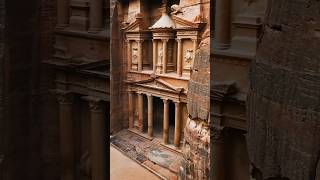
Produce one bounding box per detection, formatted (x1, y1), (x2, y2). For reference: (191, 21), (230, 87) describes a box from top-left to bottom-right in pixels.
(171, 15), (200, 29)
(124, 14), (145, 32)
(127, 77), (183, 93)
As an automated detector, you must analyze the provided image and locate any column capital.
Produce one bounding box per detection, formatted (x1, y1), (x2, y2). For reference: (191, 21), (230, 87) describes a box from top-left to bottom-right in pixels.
(152, 39), (157, 43)
(161, 38), (169, 43)
(176, 38), (182, 42)
(146, 94), (153, 98)
(51, 89), (74, 105)
(136, 39), (144, 43)
(211, 125), (225, 143)
(82, 96), (105, 113)
(162, 98), (169, 104)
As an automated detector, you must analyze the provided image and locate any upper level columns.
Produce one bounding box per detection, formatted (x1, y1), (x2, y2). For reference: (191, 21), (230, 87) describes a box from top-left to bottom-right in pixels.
(57, 0), (70, 28)
(215, 0), (231, 49)
(89, 0), (103, 32)
(176, 39), (183, 76)
(152, 40), (157, 73)
(162, 39), (168, 73)
(127, 40), (132, 71)
(137, 40), (143, 72)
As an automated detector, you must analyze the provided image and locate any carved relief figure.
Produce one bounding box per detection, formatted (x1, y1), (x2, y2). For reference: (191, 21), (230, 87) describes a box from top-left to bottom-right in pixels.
(184, 49), (193, 68)
(132, 47), (138, 63)
(158, 48), (163, 64)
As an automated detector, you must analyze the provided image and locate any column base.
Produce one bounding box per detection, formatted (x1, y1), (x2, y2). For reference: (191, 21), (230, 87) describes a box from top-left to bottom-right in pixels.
(128, 128), (153, 141)
(160, 143), (183, 154)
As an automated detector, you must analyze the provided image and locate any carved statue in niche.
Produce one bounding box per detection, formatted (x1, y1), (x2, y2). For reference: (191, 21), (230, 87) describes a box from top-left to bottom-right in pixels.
(158, 48), (163, 65)
(132, 47), (138, 63)
(184, 49), (193, 69)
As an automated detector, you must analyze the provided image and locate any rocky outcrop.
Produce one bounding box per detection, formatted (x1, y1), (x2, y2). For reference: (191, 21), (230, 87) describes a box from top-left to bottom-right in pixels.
(247, 0), (320, 179)
(180, 30), (210, 180)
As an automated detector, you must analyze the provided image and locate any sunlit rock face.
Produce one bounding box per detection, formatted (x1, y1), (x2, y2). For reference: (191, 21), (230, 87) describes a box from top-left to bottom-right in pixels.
(180, 30), (210, 180)
(247, 0), (320, 180)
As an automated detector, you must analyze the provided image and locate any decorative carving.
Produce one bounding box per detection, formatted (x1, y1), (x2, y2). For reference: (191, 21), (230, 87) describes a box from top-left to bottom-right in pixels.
(211, 125), (224, 143)
(158, 48), (163, 64)
(184, 49), (193, 68)
(88, 100), (103, 112)
(132, 47), (138, 63)
(54, 91), (74, 105)
(170, 4), (182, 15)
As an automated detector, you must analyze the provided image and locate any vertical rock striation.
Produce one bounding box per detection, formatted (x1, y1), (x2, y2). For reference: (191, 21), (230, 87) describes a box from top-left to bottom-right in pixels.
(247, 0), (320, 179)
(180, 30), (210, 180)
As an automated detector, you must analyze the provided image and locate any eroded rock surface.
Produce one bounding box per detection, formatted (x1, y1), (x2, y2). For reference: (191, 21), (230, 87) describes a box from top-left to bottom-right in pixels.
(180, 30), (210, 180)
(247, 0), (320, 179)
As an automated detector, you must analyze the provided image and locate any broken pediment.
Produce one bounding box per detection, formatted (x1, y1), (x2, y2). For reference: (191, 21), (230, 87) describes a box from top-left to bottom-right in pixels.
(124, 13), (146, 32)
(127, 77), (184, 93)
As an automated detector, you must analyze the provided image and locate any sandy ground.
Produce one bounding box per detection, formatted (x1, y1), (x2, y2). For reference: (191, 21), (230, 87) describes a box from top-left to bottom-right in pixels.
(110, 146), (161, 180)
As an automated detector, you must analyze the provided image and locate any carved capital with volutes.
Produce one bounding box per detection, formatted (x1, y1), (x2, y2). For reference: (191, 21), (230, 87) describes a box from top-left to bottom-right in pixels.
(211, 125), (224, 143)
(52, 89), (74, 105)
(82, 96), (105, 113)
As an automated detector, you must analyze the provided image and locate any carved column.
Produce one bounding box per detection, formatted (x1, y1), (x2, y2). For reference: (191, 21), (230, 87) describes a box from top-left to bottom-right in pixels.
(88, 98), (106, 180)
(176, 38), (183, 76)
(57, 92), (74, 180)
(174, 101), (182, 147)
(137, 40), (143, 72)
(163, 99), (169, 144)
(211, 125), (226, 180)
(138, 93), (144, 132)
(215, 0), (231, 49)
(127, 40), (132, 71)
(57, 0), (70, 28)
(152, 40), (157, 73)
(128, 91), (134, 129)
(192, 39), (198, 61)
(89, 0), (103, 32)
(147, 95), (153, 137)
(162, 39), (168, 73)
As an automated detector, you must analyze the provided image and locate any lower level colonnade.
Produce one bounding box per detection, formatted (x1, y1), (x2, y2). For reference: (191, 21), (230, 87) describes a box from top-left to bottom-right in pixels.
(128, 91), (184, 147)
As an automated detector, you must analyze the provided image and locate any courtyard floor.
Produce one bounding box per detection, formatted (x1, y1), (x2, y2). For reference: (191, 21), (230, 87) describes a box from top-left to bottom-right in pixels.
(110, 146), (160, 180)
(110, 129), (182, 180)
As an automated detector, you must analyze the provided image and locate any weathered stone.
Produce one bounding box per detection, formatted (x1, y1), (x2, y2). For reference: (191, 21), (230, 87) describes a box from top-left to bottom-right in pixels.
(247, 0), (320, 180)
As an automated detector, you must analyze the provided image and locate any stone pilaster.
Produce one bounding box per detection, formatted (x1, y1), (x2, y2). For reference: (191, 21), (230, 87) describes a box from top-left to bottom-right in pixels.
(86, 97), (106, 180)
(57, 0), (70, 28)
(89, 0), (103, 32)
(137, 40), (143, 72)
(211, 125), (225, 180)
(56, 91), (75, 180)
(214, 0), (231, 49)
(162, 39), (168, 73)
(176, 39), (182, 76)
